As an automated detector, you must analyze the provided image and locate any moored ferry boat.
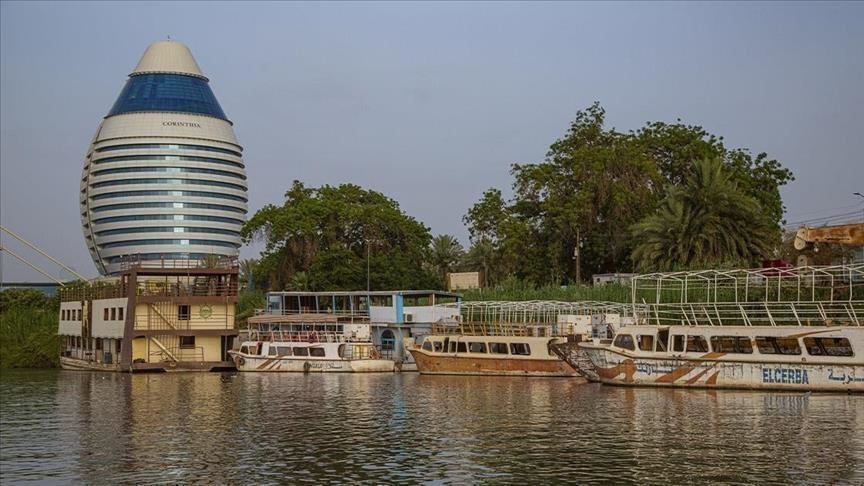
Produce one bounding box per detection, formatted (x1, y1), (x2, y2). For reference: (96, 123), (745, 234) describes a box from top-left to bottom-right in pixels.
(578, 264), (864, 392)
(230, 320), (394, 372)
(407, 324), (585, 378)
(580, 324), (863, 392)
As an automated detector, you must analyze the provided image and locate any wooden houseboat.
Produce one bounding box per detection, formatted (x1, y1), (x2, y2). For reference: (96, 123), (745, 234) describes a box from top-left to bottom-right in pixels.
(58, 257), (239, 372)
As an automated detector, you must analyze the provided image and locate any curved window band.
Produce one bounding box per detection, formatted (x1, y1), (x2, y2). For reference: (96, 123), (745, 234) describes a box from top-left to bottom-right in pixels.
(107, 253), (229, 264)
(96, 227), (241, 237)
(96, 143), (241, 157)
(108, 73), (227, 120)
(93, 214), (245, 225)
(91, 178), (246, 192)
(101, 239), (240, 250)
(90, 190), (248, 203)
(92, 154), (244, 170)
(92, 166), (246, 181)
(90, 201), (246, 213)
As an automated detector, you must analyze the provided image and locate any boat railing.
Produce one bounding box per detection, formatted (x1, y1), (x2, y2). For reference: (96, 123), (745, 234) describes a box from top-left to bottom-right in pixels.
(149, 346), (205, 363)
(431, 322), (557, 337)
(244, 329), (363, 344)
(635, 300), (863, 327)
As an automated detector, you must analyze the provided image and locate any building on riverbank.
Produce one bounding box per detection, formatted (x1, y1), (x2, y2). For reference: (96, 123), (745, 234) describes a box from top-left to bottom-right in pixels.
(58, 256), (239, 372)
(80, 40), (247, 276)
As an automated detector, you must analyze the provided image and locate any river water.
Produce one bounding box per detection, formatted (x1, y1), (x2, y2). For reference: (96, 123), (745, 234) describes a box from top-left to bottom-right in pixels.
(1, 370), (862, 485)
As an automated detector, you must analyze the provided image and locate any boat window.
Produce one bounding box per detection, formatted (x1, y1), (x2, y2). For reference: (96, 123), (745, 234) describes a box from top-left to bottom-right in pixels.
(468, 342), (487, 353)
(637, 335), (654, 351)
(672, 335), (684, 352)
(240, 345), (250, 354)
(422, 341), (433, 352)
(309, 348), (326, 357)
(656, 329), (669, 352)
(449, 341), (458, 353)
(443, 337), (450, 352)
(277, 346), (292, 356)
(510, 343), (531, 355)
(432, 341), (444, 353)
(685, 335), (708, 353)
(613, 334), (635, 351)
(293, 347), (309, 357)
(178, 304), (190, 321)
(268, 346), (277, 356)
(456, 342), (467, 353)
(710, 336), (753, 354)
(803, 337), (854, 357)
(755, 337), (801, 355)
(489, 343), (509, 354)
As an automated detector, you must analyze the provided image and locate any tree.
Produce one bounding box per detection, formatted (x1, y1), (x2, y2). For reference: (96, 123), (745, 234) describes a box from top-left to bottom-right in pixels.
(630, 157), (777, 271)
(429, 234), (464, 285)
(242, 181), (438, 291)
(463, 102), (793, 281)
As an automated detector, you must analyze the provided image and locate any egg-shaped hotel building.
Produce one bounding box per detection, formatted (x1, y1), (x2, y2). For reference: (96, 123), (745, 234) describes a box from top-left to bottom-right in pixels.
(80, 41), (246, 275)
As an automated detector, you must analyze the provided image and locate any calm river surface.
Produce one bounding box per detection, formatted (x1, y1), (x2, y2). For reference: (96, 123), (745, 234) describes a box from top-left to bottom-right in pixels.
(1, 370), (862, 484)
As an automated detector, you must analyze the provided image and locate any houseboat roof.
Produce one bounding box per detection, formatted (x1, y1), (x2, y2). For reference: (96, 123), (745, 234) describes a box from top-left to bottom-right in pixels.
(266, 290), (462, 298)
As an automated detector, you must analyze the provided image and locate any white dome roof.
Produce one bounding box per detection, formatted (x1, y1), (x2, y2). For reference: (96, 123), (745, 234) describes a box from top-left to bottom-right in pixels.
(132, 40), (205, 78)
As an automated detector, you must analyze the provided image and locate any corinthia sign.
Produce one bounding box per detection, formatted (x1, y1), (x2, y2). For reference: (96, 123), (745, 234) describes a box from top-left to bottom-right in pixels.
(162, 121), (201, 128)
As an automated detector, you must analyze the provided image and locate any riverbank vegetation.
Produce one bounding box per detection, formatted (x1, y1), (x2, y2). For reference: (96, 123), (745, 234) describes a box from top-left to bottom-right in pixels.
(243, 102), (794, 292)
(0, 289), (60, 369)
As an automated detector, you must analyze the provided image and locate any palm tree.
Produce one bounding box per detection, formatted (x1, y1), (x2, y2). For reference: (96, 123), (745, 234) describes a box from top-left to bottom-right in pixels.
(429, 235), (465, 284)
(464, 237), (495, 286)
(239, 258), (258, 290)
(631, 157), (776, 271)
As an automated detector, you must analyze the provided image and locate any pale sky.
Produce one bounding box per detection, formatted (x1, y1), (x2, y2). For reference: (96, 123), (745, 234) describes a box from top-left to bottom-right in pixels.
(1, 1), (863, 281)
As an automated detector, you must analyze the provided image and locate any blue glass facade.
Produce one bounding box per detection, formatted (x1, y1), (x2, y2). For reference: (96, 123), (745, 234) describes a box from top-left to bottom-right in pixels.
(90, 202), (246, 213)
(107, 73), (227, 120)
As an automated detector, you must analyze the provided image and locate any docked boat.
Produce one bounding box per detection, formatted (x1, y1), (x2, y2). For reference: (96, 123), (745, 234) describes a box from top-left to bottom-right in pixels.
(58, 256), (240, 373)
(407, 325), (585, 378)
(580, 324), (863, 392)
(229, 321), (395, 372)
(578, 264), (864, 392)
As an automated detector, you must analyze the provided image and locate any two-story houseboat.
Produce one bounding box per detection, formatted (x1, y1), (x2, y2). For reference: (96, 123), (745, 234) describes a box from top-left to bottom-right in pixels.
(58, 257), (239, 372)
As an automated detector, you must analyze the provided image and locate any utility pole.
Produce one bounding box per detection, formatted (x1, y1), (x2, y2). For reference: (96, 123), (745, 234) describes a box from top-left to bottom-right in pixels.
(574, 228), (581, 285)
(366, 240), (371, 292)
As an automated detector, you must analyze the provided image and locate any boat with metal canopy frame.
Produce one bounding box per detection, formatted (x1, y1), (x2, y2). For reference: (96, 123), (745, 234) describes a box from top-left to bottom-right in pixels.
(579, 264), (864, 392)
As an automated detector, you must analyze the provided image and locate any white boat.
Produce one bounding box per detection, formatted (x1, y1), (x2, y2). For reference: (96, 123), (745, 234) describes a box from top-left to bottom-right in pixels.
(229, 321), (395, 373)
(580, 324), (863, 392)
(578, 264), (864, 392)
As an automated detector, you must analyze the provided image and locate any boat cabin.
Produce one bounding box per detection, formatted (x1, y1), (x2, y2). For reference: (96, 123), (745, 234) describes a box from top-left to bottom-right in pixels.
(607, 326), (857, 361)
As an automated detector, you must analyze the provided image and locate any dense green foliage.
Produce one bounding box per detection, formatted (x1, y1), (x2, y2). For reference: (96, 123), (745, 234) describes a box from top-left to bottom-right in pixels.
(236, 288), (266, 329)
(462, 103), (793, 284)
(0, 289), (60, 369)
(242, 181), (440, 291)
(460, 278), (631, 303)
(630, 158), (777, 271)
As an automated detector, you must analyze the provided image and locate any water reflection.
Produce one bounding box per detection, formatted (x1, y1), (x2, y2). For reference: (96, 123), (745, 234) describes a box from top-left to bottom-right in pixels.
(0, 371), (862, 484)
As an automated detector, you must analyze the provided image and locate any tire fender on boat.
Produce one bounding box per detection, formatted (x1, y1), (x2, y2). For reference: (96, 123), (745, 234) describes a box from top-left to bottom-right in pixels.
(237, 357), (245, 366)
(303, 361), (311, 373)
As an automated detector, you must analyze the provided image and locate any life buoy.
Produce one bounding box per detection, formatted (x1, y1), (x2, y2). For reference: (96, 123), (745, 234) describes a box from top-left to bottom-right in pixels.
(238, 357), (246, 366)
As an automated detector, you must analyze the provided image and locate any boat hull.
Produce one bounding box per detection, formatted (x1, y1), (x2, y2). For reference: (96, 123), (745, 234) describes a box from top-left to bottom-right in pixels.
(409, 349), (583, 377)
(231, 355), (395, 373)
(60, 356), (120, 372)
(581, 346), (864, 392)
